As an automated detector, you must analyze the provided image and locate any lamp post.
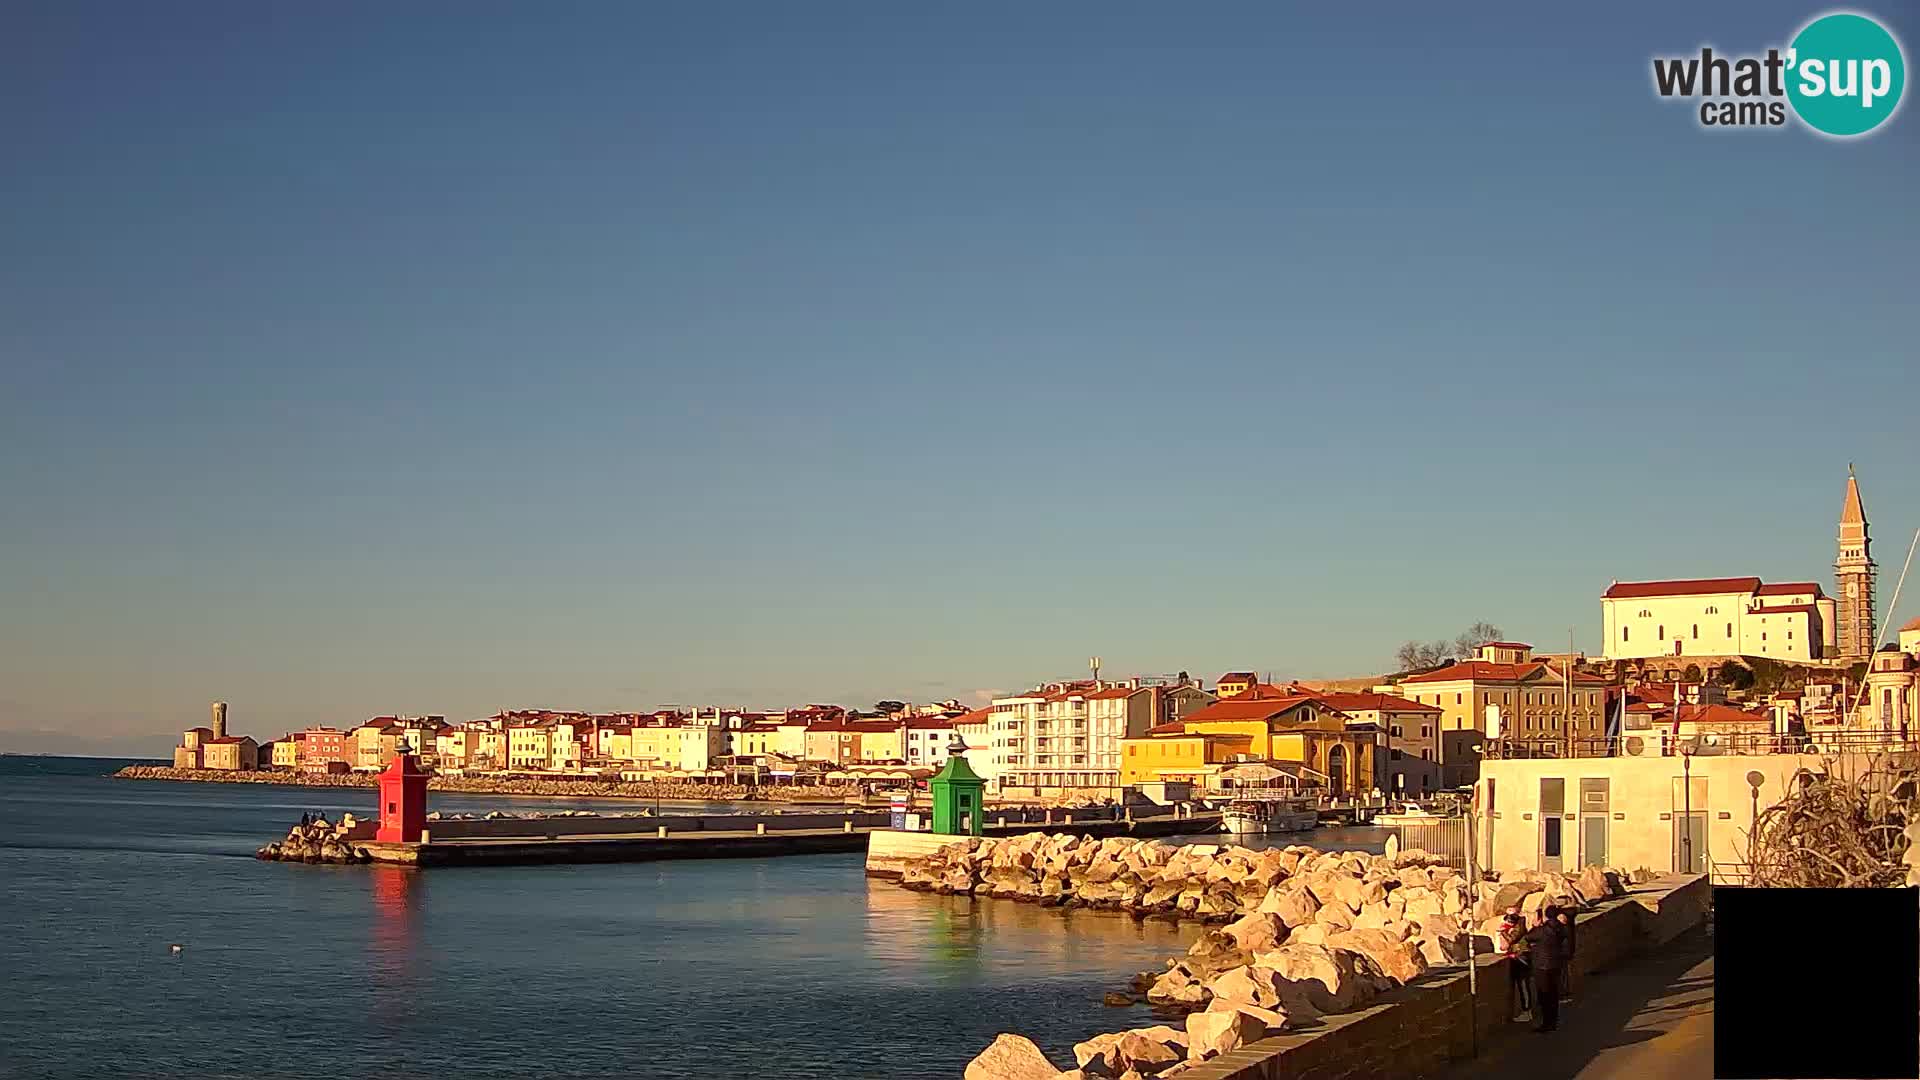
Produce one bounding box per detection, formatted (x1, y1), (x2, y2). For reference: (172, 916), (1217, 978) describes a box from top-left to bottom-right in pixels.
(1681, 744), (1695, 874)
(1745, 769), (1765, 883)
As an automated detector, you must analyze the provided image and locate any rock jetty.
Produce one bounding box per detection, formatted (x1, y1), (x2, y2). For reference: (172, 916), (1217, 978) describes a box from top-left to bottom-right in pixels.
(896, 833), (1647, 1079)
(256, 814), (375, 865)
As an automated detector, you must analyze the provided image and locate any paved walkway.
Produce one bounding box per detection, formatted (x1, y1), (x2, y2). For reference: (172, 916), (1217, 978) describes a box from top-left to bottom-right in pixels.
(1444, 926), (1714, 1080)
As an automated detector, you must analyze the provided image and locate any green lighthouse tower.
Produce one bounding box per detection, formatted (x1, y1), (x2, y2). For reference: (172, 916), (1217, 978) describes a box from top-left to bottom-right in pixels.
(929, 734), (985, 836)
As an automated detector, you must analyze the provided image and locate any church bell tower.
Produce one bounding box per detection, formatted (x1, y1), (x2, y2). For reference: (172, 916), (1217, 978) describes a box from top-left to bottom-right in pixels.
(1835, 465), (1877, 660)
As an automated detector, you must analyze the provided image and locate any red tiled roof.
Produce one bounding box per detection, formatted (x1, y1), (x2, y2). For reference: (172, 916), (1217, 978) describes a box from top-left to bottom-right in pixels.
(1756, 582), (1823, 597)
(1904, 616), (1920, 633)
(951, 707), (992, 727)
(1749, 604), (1819, 616)
(1180, 696), (1317, 723)
(1483, 642), (1532, 650)
(1314, 691), (1442, 714)
(1146, 721), (1196, 735)
(1603, 577), (1761, 599)
(1672, 704), (1773, 728)
(1234, 682), (1298, 700)
(1086, 687), (1136, 700)
(207, 735), (253, 745)
(1216, 672), (1258, 683)
(904, 716), (958, 729)
(1401, 660), (1606, 686)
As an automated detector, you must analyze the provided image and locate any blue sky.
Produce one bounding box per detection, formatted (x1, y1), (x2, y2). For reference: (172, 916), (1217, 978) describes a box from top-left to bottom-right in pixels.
(3, 1), (1915, 753)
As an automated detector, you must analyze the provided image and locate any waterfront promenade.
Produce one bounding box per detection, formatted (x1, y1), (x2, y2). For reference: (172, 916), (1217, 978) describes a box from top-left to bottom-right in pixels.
(1439, 926), (1713, 1080)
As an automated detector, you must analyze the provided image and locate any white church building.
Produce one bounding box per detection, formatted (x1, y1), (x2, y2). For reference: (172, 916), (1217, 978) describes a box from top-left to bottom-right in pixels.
(1600, 469), (1877, 666)
(1601, 576), (1833, 662)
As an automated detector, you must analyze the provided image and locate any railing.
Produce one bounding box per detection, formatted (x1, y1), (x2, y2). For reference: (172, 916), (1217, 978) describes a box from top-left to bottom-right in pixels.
(1392, 817), (1471, 870)
(1484, 731), (1920, 759)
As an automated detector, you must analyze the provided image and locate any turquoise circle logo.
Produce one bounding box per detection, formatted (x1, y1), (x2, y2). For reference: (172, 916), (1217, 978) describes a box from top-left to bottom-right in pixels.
(1786, 12), (1906, 136)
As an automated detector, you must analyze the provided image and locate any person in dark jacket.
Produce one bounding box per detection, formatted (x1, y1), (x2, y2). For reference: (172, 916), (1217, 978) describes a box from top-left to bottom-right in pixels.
(1556, 907), (1578, 1003)
(1524, 906), (1569, 1032)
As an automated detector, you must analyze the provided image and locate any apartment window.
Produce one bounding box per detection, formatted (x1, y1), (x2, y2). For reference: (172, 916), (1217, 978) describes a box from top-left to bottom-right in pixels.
(1657, 625), (1664, 639)
(1456, 693), (1463, 705)
(1727, 623), (1734, 637)
(1762, 633), (1767, 642)
(1421, 725), (1432, 739)
(1691, 625), (1698, 639)
(1787, 630), (1794, 641)
(1623, 627), (1630, 642)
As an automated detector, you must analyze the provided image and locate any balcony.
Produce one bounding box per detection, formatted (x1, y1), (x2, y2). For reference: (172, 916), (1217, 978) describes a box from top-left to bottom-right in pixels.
(1484, 730), (1920, 759)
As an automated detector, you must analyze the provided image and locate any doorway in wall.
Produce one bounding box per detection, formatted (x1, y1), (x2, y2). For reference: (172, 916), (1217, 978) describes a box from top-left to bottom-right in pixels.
(1538, 777), (1565, 873)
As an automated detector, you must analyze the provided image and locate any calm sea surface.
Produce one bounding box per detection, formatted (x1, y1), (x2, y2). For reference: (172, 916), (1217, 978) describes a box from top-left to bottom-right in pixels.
(0, 755), (1390, 1079)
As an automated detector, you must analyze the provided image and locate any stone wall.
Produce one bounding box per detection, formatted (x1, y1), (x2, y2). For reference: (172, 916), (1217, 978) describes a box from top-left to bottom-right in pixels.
(1174, 875), (1703, 1080)
(868, 830), (972, 877)
(426, 810), (890, 840)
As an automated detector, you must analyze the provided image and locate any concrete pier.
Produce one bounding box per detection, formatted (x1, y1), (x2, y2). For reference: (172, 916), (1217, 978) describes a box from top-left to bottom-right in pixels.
(349, 811), (1221, 869)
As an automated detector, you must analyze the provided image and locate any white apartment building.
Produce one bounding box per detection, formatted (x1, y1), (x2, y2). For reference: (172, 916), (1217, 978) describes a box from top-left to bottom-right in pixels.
(901, 716), (963, 767)
(990, 681), (1159, 795)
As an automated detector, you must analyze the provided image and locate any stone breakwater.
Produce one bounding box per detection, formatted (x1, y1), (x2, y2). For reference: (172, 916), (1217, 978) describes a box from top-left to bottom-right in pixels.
(256, 815), (374, 865)
(113, 765), (857, 804)
(885, 832), (1645, 1079)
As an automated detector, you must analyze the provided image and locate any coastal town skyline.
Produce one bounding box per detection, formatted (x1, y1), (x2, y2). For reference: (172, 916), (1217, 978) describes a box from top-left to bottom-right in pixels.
(7, 6), (1919, 1079)
(7, 465), (1907, 756)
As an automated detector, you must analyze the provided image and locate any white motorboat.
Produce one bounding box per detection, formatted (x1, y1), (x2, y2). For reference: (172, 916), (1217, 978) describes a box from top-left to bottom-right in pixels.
(1373, 800), (1463, 827)
(1220, 792), (1319, 834)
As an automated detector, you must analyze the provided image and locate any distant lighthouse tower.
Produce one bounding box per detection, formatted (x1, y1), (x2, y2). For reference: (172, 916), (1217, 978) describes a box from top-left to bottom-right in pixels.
(210, 701), (229, 741)
(1835, 465), (1877, 660)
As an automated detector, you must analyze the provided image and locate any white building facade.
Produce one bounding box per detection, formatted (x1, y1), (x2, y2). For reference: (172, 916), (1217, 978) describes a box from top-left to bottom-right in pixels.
(1600, 577), (1835, 663)
(990, 681), (1155, 795)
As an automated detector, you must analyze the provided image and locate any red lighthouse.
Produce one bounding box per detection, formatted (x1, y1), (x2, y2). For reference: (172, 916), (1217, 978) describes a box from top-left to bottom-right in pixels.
(375, 747), (429, 844)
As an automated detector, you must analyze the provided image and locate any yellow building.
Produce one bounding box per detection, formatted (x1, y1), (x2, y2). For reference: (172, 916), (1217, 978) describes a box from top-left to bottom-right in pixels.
(850, 721), (905, 763)
(737, 720), (811, 759)
(507, 721), (553, 770)
(1393, 654), (1608, 738)
(271, 738), (300, 769)
(625, 723), (725, 774)
(1120, 694), (1378, 797)
(351, 721), (412, 770)
(201, 736), (259, 771)
(1214, 672), (1259, 700)
(173, 727), (213, 769)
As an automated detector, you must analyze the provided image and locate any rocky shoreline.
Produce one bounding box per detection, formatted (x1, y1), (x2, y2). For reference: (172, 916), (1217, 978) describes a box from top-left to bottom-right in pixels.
(256, 814), (374, 864)
(113, 765), (857, 804)
(885, 832), (1643, 1079)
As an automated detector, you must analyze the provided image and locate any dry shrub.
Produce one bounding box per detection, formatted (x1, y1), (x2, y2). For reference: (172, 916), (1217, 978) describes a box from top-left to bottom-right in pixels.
(1745, 754), (1918, 889)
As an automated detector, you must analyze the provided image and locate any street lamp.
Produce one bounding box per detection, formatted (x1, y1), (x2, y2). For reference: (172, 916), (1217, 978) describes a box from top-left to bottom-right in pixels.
(1680, 741), (1696, 874)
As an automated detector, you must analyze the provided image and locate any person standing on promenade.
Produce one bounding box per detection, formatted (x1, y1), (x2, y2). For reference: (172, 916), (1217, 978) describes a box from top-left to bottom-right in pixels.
(1556, 907), (1578, 1003)
(1524, 906), (1569, 1033)
(1500, 906), (1533, 1023)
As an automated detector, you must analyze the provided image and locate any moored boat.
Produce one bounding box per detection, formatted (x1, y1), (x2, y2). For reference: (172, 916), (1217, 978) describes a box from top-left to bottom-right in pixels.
(1220, 792), (1319, 834)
